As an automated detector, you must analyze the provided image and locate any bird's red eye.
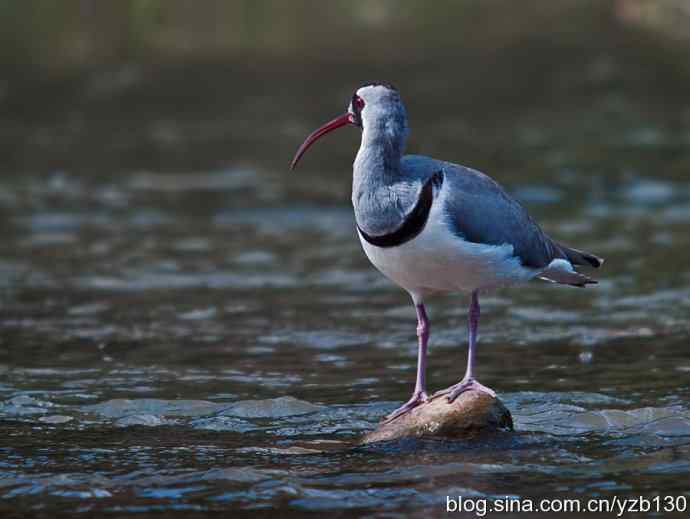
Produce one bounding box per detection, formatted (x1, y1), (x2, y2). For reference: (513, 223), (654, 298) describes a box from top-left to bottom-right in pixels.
(354, 95), (365, 111)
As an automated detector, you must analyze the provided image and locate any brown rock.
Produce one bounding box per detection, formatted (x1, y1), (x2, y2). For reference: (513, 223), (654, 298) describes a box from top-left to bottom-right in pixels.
(360, 390), (513, 444)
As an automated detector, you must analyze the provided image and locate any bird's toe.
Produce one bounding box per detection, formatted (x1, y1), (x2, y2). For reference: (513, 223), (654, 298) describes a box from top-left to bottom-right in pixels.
(435, 378), (497, 403)
(382, 391), (428, 423)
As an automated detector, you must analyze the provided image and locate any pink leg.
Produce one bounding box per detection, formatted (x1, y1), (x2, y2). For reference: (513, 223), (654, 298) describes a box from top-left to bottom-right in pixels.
(383, 303), (430, 422)
(434, 291), (496, 402)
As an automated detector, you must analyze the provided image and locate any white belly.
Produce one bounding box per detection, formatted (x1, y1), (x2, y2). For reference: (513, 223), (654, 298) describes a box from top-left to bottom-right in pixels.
(358, 200), (538, 300)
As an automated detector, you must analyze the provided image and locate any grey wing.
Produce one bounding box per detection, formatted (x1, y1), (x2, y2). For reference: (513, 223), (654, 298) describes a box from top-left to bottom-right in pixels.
(442, 164), (566, 269)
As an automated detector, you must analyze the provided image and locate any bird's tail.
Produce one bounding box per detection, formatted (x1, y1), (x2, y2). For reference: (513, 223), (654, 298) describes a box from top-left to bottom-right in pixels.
(558, 244), (604, 269)
(538, 257), (599, 287)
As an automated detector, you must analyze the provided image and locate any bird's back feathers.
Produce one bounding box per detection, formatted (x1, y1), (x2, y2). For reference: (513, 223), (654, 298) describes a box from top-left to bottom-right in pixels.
(401, 155), (603, 286)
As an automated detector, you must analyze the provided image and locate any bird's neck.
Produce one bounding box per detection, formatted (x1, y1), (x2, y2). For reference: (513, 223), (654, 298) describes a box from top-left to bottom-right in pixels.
(352, 120), (411, 235)
(353, 120), (407, 193)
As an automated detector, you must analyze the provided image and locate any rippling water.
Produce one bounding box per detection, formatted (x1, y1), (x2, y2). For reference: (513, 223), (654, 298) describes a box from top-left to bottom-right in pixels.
(2, 161), (689, 516)
(3, 2), (690, 516)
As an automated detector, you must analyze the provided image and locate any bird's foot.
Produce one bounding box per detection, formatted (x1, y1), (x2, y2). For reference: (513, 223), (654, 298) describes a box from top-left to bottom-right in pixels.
(382, 390), (429, 423)
(433, 378), (496, 403)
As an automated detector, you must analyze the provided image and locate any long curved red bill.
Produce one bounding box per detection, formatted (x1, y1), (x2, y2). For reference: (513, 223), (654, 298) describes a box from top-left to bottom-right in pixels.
(290, 112), (353, 169)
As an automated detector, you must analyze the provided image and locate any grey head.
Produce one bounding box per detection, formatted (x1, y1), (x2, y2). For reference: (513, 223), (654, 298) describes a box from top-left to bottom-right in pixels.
(349, 82), (409, 155)
(289, 82), (416, 237)
(290, 82), (409, 170)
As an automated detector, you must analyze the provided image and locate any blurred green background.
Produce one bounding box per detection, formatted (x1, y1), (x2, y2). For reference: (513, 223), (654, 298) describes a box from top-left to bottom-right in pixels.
(2, 0), (690, 182)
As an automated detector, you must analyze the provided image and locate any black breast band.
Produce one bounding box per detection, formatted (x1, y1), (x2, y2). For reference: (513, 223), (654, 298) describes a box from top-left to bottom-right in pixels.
(357, 171), (443, 248)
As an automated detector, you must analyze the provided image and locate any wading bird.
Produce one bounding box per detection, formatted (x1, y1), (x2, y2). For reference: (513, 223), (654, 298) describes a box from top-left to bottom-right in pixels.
(291, 83), (602, 422)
